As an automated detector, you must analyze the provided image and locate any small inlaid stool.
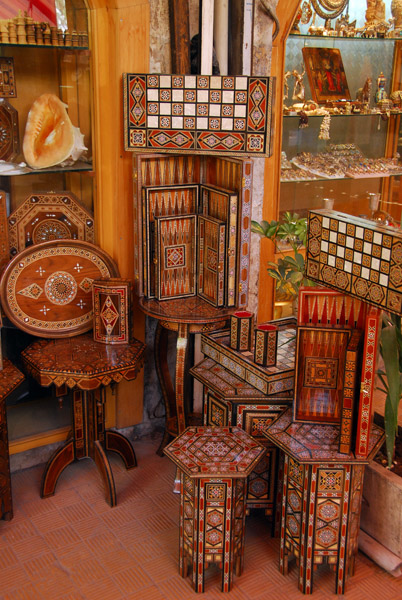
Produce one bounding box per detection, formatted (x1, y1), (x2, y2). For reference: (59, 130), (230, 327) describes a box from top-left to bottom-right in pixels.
(264, 409), (385, 594)
(191, 357), (291, 516)
(21, 334), (145, 507)
(0, 358), (25, 520)
(164, 426), (265, 593)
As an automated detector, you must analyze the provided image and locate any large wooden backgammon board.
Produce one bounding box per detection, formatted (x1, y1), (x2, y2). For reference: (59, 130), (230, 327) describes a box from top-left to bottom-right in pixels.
(124, 74), (274, 157)
(0, 239), (119, 338)
(133, 154), (253, 308)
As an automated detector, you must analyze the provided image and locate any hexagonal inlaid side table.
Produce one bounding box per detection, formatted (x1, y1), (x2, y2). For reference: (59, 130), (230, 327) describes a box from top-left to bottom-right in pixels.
(163, 426), (265, 593)
(263, 409), (385, 595)
(21, 334), (145, 507)
(1, 358), (25, 520)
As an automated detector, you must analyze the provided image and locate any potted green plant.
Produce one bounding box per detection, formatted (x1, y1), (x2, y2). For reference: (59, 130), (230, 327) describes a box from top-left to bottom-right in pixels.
(251, 211), (313, 304)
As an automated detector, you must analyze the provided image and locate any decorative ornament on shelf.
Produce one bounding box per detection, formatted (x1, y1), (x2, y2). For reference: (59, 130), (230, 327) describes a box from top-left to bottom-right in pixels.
(311, 0), (349, 20)
(22, 94), (87, 169)
(318, 113), (331, 139)
(292, 69), (306, 101)
(375, 71), (388, 104)
(392, 0), (402, 32)
(300, 1), (313, 24)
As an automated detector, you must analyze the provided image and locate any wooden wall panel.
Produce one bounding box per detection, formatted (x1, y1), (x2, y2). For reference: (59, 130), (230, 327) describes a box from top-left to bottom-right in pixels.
(89, 0), (150, 427)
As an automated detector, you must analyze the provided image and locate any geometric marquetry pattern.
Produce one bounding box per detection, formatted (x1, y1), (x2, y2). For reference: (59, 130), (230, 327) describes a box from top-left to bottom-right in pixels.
(93, 279), (132, 345)
(295, 327), (350, 424)
(355, 307), (381, 458)
(133, 153), (252, 308)
(124, 73), (274, 157)
(7, 192), (94, 257)
(163, 426), (265, 478)
(0, 100), (19, 162)
(298, 287), (367, 328)
(266, 411), (385, 595)
(177, 466), (251, 591)
(263, 408), (384, 464)
(156, 214), (196, 300)
(192, 358), (291, 517)
(200, 322), (296, 396)
(306, 209), (402, 316)
(0, 58), (16, 98)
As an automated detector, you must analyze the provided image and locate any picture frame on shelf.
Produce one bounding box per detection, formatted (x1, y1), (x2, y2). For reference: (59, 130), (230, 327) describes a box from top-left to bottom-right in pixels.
(302, 47), (351, 104)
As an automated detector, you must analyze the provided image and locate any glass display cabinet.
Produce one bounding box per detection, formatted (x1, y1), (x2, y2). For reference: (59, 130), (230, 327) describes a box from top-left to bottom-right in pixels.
(260, 0), (402, 321)
(0, 0), (93, 454)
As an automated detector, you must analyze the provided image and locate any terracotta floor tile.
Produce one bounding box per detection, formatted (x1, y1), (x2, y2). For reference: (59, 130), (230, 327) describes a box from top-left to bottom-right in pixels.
(30, 508), (69, 532)
(0, 545), (19, 568)
(22, 552), (59, 579)
(68, 556), (106, 586)
(78, 576), (124, 600)
(1, 435), (400, 600)
(124, 584), (171, 600)
(10, 534), (51, 561)
(112, 565), (153, 591)
(44, 524), (82, 549)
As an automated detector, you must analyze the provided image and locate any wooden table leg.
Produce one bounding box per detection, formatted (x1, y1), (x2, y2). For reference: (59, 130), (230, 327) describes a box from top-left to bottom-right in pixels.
(155, 321), (191, 457)
(41, 387), (135, 506)
(155, 322), (177, 456)
(41, 439), (75, 498)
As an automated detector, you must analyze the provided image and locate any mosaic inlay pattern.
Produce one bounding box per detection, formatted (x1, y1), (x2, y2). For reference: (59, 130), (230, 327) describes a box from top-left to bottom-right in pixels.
(306, 209), (402, 316)
(124, 74), (274, 157)
(201, 320), (296, 396)
(164, 426), (265, 477)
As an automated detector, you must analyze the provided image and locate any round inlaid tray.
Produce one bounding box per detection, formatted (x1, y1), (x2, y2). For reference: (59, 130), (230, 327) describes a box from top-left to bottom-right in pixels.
(0, 239), (119, 338)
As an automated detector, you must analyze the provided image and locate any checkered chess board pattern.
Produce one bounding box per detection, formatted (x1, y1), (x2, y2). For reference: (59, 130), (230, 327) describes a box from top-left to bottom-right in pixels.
(306, 209), (402, 316)
(124, 74), (274, 157)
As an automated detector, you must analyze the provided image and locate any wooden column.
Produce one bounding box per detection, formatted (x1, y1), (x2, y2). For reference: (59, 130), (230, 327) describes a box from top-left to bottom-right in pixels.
(88, 0), (150, 427)
(258, 0), (301, 323)
(169, 0), (191, 73)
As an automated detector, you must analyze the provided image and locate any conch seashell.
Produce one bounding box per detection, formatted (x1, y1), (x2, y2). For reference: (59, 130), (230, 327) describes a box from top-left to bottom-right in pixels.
(23, 93), (87, 169)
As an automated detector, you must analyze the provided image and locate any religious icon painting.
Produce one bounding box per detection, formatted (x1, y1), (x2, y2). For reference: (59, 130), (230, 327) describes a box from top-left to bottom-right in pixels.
(302, 47), (351, 104)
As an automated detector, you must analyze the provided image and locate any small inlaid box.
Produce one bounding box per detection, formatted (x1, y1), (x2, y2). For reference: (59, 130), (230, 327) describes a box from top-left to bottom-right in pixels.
(93, 278), (132, 344)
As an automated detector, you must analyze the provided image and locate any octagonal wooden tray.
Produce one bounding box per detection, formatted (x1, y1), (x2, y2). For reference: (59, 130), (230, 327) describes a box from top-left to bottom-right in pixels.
(0, 239), (119, 338)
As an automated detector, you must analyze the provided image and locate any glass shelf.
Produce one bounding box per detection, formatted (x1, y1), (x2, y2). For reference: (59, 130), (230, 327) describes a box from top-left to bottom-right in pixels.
(0, 160), (93, 177)
(0, 42), (89, 51)
(281, 172), (402, 183)
(284, 111), (402, 118)
(289, 33), (400, 42)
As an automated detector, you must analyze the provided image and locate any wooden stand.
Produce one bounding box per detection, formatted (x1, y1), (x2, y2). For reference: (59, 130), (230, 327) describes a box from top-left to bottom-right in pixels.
(163, 426), (266, 593)
(139, 296), (234, 454)
(0, 359), (25, 520)
(264, 409), (385, 594)
(21, 334), (145, 506)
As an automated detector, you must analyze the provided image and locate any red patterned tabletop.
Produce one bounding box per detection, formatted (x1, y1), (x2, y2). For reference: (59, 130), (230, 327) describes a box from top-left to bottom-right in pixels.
(0, 358), (24, 400)
(21, 334), (146, 390)
(163, 426), (266, 478)
(263, 408), (385, 464)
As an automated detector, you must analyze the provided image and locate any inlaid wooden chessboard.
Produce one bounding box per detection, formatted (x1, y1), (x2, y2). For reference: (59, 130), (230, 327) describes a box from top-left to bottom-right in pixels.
(124, 74), (274, 157)
(306, 209), (402, 316)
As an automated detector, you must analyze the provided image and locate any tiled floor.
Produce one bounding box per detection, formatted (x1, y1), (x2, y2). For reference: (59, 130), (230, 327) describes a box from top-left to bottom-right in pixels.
(1, 435), (402, 600)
